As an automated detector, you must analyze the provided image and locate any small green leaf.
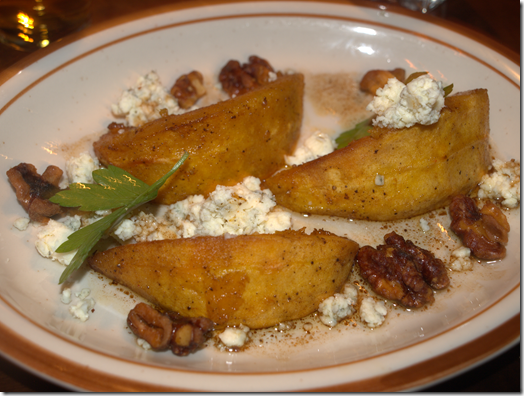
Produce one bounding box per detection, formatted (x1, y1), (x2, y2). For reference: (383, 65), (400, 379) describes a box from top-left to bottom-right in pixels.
(92, 165), (150, 191)
(57, 208), (125, 284)
(50, 165), (152, 211)
(443, 83), (454, 97)
(335, 117), (373, 149)
(53, 152), (189, 284)
(404, 71), (428, 85)
(50, 183), (134, 211)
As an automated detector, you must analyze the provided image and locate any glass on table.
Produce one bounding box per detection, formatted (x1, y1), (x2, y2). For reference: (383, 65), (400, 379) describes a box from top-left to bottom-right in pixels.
(397, 0), (446, 13)
(0, 0), (91, 51)
(366, 0), (446, 14)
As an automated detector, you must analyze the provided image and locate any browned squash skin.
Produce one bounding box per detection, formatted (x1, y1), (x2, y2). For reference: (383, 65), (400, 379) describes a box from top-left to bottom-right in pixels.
(264, 89), (491, 221)
(93, 74), (304, 204)
(88, 230), (359, 329)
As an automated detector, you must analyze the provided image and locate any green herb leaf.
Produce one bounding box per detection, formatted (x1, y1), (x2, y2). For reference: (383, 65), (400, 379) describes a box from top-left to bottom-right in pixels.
(56, 207), (126, 284)
(443, 83), (454, 97)
(335, 117), (373, 149)
(50, 165), (152, 211)
(54, 152), (189, 284)
(404, 71), (428, 85)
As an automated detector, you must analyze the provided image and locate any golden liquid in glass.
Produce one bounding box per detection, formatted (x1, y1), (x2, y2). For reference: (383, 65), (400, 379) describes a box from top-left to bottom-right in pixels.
(0, 0), (91, 51)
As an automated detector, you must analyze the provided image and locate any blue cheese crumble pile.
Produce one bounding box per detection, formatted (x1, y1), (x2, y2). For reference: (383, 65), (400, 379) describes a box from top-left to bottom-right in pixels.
(63, 151), (100, 185)
(367, 74), (445, 129)
(478, 158), (520, 208)
(111, 71), (197, 127)
(114, 176), (292, 242)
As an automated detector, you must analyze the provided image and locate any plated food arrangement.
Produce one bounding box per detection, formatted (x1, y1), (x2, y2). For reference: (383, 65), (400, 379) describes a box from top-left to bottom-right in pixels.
(6, 54), (519, 356)
(0, 2), (519, 391)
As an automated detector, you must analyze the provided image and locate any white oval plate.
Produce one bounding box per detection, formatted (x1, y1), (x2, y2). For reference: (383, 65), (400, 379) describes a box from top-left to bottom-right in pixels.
(0, 0), (519, 391)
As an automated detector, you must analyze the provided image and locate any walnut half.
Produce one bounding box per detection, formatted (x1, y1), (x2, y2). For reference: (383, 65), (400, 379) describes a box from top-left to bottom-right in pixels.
(449, 195), (510, 260)
(356, 232), (449, 308)
(218, 55), (280, 98)
(359, 68), (406, 95)
(170, 70), (206, 109)
(127, 303), (214, 356)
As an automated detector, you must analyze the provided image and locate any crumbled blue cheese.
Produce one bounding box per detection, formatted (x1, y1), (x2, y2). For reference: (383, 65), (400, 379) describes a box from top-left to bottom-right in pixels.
(449, 246), (473, 271)
(360, 297), (387, 328)
(218, 325), (250, 348)
(114, 176), (292, 242)
(69, 297), (96, 322)
(419, 218), (430, 232)
(60, 287), (96, 321)
(367, 75), (445, 129)
(60, 288), (72, 304)
(62, 215), (82, 231)
(113, 219), (137, 241)
(318, 284), (358, 327)
(285, 131), (335, 166)
(137, 338), (152, 350)
(65, 152), (100, 184)
(75, 288), (91, 300)
(35, 218), (81, 265)
(13, 217), (30, 231)
(111, 71), (194, 127)
(478, 159), (520, 208)
(63, 287), (95, 322)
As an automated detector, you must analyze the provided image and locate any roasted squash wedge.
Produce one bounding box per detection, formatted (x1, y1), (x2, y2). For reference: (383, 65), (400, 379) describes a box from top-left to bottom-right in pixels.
(93, 73), (304, 204)
(264, 89), (491, 221)
(88, 230), (359, 329)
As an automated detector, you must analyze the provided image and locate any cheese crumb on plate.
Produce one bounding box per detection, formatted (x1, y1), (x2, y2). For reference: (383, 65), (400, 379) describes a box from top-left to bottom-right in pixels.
(318, 284), (358, 327)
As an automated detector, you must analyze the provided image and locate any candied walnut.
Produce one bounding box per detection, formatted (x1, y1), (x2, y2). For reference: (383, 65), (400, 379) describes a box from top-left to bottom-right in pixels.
(384, 232), (449, 289)
(6, 163), (63, 223)
(357, 245), (434, 308)
(127, 303), (214, 356)
(170, 70), (206, 109)
(108, 122), (129, 132)
(360, 68), (406, 95)
(127, 302), (173, 350)
(168, 312), (214, 356)
(449, 195), (510, 260)
(219, 55), (280, 98)
(356, 231), (449, 308)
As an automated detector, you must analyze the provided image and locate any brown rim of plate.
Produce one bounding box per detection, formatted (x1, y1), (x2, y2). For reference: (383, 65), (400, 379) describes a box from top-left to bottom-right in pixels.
(0, 0), (520, 392)
(0, 310), (519, 392)
(0, 0), (519, 85)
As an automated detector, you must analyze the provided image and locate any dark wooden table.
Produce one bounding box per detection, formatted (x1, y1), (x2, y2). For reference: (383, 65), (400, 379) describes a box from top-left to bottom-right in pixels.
(0, 0), (520, 391)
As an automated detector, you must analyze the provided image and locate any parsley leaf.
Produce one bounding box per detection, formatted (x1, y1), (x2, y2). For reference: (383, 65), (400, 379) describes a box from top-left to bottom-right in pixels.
(50, 165), (152, 211)
(443, 83), (454, 97)
(404, 71), (429, 84)
(51, 152), (189, 284)
(335, 117), (373, 149)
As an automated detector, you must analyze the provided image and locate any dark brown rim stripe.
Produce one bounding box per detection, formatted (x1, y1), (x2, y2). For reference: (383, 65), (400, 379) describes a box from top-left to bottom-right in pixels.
(0, 1), (519, 116)
(309, 314), (521, 392)
(0, 309), (520, 392)
(0, 0), (520, 391)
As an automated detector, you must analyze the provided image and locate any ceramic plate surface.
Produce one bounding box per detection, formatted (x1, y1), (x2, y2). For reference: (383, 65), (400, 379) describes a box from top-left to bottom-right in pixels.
(0, 0), (519, 391)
